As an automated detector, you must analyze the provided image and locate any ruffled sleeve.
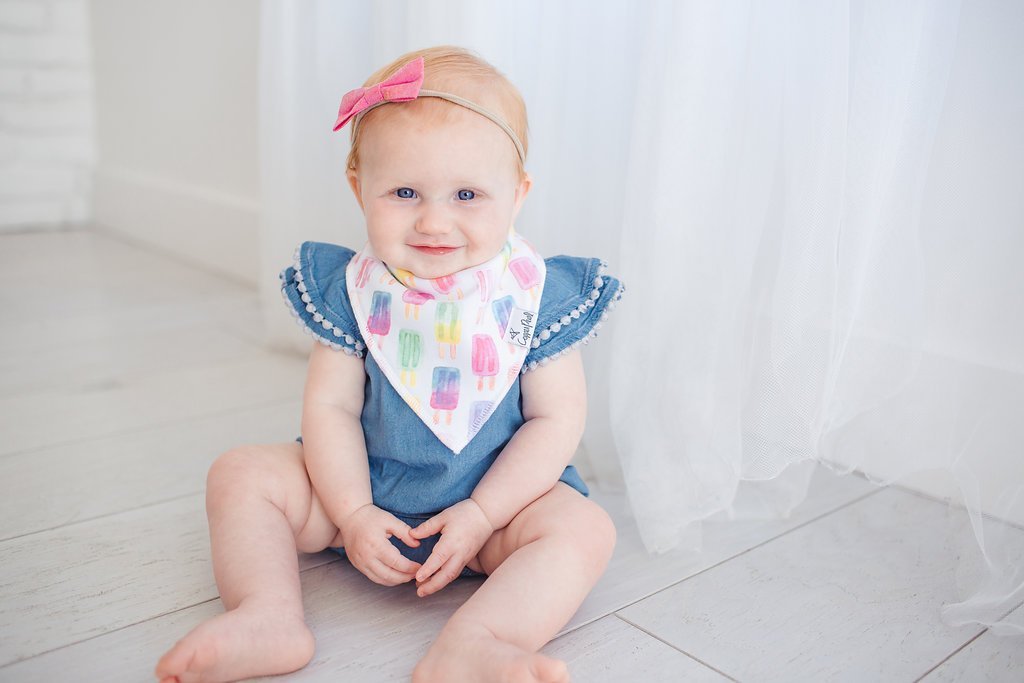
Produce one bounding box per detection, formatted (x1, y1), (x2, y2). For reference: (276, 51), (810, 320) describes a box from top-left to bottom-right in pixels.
(279, 241), (366, 357)
(522, 255), (625, 372)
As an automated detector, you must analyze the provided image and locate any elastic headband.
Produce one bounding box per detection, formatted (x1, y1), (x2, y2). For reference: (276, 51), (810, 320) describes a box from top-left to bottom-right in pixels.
(332, 57), (526, 165)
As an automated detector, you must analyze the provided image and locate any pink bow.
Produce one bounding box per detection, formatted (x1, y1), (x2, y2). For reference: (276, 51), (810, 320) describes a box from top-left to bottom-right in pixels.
(333, 57), (425, 131)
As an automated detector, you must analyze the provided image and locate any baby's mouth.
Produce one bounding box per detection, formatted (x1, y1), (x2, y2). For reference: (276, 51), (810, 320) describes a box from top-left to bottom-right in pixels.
(411, 245), (461, 256)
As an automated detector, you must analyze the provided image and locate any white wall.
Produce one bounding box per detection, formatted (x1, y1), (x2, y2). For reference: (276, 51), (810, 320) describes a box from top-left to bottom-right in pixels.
(0, 0), (95, 232)
(89, 0), (260, 285)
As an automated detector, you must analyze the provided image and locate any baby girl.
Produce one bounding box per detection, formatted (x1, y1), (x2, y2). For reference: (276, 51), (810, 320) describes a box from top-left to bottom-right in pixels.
(156, 45), (624, 683)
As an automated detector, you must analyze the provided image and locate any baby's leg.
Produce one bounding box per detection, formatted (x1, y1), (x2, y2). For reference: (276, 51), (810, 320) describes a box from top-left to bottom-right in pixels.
(155, 442), (342, 683)
(413, 482), (616, 683)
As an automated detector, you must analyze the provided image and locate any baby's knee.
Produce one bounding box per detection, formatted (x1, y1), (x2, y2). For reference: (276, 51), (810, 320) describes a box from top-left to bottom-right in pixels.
(205, 445), (283, 507)
(547, 498), (617, 561)
(208, 446), (253, 486)
(576, 501), (617, 558)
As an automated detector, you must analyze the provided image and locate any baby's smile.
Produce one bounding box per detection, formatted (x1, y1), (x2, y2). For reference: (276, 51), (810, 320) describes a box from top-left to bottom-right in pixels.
(410, 244), (462, 256)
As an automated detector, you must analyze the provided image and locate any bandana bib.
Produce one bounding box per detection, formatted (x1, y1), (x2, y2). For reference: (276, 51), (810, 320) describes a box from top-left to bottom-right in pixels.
(346, 231), (546, 454)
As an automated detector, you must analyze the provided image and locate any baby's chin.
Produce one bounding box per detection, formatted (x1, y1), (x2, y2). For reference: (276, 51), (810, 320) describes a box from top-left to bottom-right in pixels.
(401, 252), (499, 280)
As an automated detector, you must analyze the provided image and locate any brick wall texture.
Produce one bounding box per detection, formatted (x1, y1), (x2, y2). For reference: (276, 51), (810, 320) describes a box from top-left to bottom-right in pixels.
(0, 0), (95, 230)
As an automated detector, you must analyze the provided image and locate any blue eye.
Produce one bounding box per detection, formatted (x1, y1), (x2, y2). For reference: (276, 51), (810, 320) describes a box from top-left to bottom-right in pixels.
(457, 189), (476, 201)
(395, 187), (416, 199)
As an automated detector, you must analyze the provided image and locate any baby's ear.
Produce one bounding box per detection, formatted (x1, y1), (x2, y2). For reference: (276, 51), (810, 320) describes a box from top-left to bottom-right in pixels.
(346, 168), (365, 211)
(513, 172), (533, 215)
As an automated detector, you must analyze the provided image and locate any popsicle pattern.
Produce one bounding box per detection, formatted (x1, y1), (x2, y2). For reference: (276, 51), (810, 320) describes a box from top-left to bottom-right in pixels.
(355, 257), (375, 288)
(368, 291), (391, 346)
(509, 257), (541, 300)
(435, 302), (461, 359)
(391, 267), (416, 287)
(431, 366), (460, 425)
(507, 362), (522, 382)
(345, 232), (546, 454)
(468, 400), (494, 439)
(432, 274), (464, 299)
(492, 295), (514, 336)
(472, 334), (498, 390)
(492, 295), (521, 354)
(402, 289), (434, 320)
(399, 329), (421, 387)
(476, 269), (492, 324)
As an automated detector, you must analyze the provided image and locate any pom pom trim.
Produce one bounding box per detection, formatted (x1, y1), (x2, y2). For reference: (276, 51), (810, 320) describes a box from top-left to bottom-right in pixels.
(521, 262), (625, 374)
(280, 245), (365, 357)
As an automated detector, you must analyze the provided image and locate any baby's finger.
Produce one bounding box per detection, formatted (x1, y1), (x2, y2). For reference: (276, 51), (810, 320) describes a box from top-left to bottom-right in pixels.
(415, 544), (451, 584)
(417, 554), (463, 597)
(409, 515), (442, 540)
(380, 543), (422, 576)
(369, 556), (417, 586)
(388, 517), (422, 546)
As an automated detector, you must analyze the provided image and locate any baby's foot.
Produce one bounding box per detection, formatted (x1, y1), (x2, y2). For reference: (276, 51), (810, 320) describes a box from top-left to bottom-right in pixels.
(412, 619), (570, 683)
(154, 599), (315, 683)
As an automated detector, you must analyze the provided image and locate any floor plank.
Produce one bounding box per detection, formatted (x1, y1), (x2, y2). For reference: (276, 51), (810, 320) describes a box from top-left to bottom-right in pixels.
(541, 614), (733, 682)
(0, 494), (336, 667)
(0, 400), (302, 541)
(0, 598), (226, 683)
(921, 605), (1024, 682)
(0, 230), (252, 326)
(0, 229), (262, 361)
(0, 293), (262, 356)
(1, 556), (481, 682)
(572, 465), (879, 628)
(0, 323), (264, 400)
(617, 487), (1024, 682)
(0, 350), (305, 456)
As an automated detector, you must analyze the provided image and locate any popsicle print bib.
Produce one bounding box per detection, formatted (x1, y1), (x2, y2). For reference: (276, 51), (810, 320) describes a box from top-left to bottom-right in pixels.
(346, 231), (546, 454)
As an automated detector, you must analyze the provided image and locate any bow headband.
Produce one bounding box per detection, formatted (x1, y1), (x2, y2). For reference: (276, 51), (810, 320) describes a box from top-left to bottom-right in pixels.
(333, 57), (526, 165)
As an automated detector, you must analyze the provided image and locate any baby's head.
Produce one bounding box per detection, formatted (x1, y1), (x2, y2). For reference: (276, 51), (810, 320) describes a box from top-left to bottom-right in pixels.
(340, 46), (533, 280)
(345, 46), (528, 180)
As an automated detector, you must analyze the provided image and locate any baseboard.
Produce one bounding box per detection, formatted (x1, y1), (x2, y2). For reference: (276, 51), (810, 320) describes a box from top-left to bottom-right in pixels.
(93, 166), (261, 287)
(820, 458), (1024, 529)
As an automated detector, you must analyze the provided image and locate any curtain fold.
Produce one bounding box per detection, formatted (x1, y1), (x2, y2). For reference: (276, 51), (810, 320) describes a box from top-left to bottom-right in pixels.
(259, 0), (1024, 634)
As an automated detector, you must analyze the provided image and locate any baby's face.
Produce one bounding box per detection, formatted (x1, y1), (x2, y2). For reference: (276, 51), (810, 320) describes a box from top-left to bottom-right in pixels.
(347, 106), (530, 280)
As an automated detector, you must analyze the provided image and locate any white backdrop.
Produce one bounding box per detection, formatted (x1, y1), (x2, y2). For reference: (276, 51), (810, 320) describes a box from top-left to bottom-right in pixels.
(259, 0), (1024, 634)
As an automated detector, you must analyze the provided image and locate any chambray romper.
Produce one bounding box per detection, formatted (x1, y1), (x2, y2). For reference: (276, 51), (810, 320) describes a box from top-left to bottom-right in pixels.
(280, 242), (624, 578)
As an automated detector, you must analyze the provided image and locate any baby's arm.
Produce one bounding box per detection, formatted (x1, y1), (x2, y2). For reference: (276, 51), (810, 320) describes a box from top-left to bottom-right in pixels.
(301, 342), (424, 585)
(470, 350), (588, 530)
(300, 341), (373, 527)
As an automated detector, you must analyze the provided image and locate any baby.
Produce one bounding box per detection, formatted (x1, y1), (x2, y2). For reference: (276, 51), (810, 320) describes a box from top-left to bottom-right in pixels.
(156, 45), (624, 683)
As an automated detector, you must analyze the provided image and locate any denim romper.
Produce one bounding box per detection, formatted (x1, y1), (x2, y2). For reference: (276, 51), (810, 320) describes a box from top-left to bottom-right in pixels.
(280, 242), (625, 577)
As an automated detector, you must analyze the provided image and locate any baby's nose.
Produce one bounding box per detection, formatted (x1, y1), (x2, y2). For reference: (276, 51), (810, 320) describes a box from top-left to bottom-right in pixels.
(414, 202), (454, 235)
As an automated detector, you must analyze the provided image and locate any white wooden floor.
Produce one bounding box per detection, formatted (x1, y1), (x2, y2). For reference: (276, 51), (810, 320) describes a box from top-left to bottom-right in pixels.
(2, 228), (1023, 682)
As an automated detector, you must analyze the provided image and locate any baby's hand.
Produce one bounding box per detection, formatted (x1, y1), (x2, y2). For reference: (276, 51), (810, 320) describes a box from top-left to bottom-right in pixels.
(337, 504), (423, 587)
(409, 498), (495, 597)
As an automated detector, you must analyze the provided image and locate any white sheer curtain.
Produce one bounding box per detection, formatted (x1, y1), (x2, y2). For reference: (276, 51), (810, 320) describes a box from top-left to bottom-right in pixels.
(259, 0), (1024, 634)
